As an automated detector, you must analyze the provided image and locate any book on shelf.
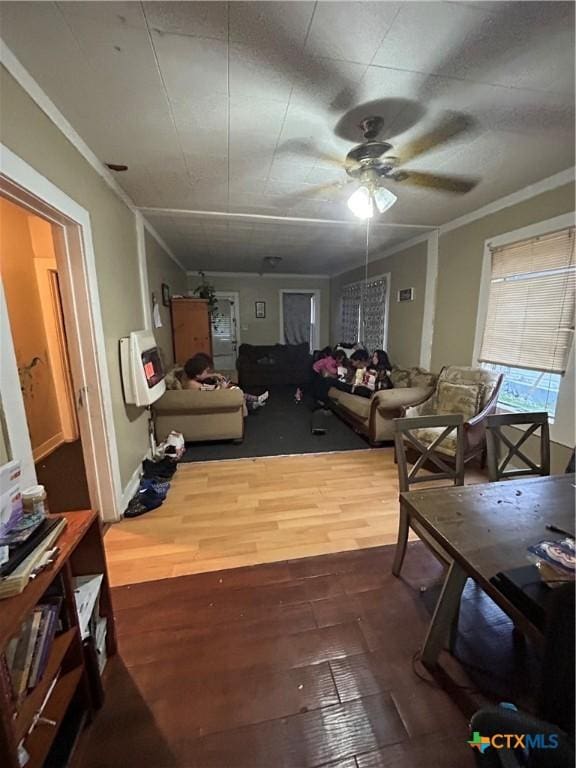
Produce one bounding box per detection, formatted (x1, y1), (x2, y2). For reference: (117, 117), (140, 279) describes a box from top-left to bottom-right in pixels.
(73, 574), (103, 640)
(0, 517), (67, 600)
(5, 600), (63, 704)
(28, 601), (61, 689)
(73, 574), (108, 678)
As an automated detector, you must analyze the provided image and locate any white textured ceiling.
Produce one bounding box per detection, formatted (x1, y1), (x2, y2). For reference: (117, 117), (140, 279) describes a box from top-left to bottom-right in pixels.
(1, 1), (574, 274)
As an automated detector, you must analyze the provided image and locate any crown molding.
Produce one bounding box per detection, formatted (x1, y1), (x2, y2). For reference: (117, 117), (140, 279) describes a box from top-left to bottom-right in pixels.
(141, 219), (185, 271)
(0, 39), (185, 273)
(440, 167), (575, 235)
(331, 230), (433, 278)
(187, 270), (330, 280)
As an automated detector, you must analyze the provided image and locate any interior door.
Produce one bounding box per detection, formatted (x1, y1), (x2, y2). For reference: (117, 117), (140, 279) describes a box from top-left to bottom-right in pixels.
(212, 297), (238, 372)
(0, 280), (36, 487)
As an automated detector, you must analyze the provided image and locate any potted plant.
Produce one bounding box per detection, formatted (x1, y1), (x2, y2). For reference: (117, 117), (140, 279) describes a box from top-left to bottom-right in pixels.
(193, 271), (220, 327)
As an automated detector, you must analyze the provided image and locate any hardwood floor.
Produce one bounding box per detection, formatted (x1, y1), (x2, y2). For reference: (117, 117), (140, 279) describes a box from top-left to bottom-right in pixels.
(105, 448), (486, 587)
(76, 543), (475, 768)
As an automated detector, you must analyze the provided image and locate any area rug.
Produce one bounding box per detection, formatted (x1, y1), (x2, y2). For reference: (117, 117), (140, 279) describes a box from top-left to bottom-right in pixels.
(180, 387), (371, 463)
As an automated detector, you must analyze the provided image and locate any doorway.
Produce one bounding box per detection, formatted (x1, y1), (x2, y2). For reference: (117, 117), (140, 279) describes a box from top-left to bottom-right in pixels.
(1, 144), (123, 522)
(0, 196), (90, 511)
(279, 290), (321, 350)
(212, 292), (240, 372)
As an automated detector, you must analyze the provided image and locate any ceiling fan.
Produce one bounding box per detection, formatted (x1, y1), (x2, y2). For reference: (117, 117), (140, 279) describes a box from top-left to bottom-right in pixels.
(281, 113), (479, 219)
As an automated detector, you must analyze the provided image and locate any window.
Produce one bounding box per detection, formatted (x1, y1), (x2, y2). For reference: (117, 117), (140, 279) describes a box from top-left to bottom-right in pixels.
(479, 227), (575, 419)
(340, 282), (361, 344)
(340, 275), (389, 349)
(481, 364), (562, 419)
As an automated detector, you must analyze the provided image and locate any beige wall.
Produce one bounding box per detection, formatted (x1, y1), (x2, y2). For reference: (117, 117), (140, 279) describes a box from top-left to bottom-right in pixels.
(330, 240), (427, 368)
(188, 273), (331, 349)
(1, 66), (148, 488)
(431, 183), (575, 370)
(431, 182), (575, 470)
(0, 198), (63, 457)
(145, 231), (188, 369)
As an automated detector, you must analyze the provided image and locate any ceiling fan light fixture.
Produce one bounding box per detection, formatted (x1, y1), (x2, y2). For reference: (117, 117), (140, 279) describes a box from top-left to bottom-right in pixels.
(347, 186), (373, 220)
(347, 185), (397, 219)
(373, 186), (397, 213)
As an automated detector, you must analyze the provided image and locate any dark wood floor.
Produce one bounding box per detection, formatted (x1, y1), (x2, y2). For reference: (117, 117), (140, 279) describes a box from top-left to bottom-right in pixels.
(75, 542), (486, 768)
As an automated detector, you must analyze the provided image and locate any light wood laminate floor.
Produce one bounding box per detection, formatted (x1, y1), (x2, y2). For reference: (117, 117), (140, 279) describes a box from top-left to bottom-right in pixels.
(104, 448), (485, 587)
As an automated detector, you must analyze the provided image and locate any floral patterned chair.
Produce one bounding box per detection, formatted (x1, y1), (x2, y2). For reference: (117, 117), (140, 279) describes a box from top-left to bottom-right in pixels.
(404, 365), (504, 465)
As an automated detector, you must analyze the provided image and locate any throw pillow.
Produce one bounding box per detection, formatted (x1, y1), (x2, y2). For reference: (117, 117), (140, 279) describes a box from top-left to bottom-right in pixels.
(436, 381), (482, 422)
(164, 368), (183, 390)
(411, 370), (436, 389)
(390, 367), (411, 388)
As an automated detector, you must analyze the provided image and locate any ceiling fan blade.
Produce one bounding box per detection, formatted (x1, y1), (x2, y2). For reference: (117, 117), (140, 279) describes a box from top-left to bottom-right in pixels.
(277, 139), (344, 168)
(274, 181), (348, 208)
(395, 113), (476, 165)
(391, 171), (478, 194)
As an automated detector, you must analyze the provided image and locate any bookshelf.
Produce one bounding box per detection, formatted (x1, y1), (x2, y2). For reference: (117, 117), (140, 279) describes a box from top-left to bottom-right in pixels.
(0, 510), (116, 768)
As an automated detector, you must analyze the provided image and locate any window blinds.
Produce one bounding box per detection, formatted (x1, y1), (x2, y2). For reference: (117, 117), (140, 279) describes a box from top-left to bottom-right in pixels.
(362, 277), (388, 352)
(340, 276), (388, 349)
(479, 227), (575, 374)
(340, 282), (361, 343)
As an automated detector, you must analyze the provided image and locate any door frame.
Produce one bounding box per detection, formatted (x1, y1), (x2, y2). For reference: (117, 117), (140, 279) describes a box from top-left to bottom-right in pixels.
(0, 144), (123, 522)
(213, 291), (241, 362)
(279, 289), (321, 350)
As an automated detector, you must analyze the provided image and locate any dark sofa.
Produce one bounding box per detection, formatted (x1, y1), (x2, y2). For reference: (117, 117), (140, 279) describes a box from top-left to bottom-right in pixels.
(236, 343), (312, 388)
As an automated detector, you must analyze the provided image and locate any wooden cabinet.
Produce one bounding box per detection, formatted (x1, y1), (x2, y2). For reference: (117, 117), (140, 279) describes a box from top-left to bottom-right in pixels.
(0, 510), (116, 768)
(171, 298), (212, 366)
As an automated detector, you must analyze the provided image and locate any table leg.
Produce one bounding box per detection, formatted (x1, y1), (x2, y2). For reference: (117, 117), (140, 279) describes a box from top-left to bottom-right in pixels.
(421, 560), (467, 669)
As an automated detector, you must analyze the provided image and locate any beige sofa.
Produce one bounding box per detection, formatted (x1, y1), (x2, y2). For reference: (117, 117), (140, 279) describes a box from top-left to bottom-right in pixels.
(153, 369), (244, 443)
(327, 366), (437, 445)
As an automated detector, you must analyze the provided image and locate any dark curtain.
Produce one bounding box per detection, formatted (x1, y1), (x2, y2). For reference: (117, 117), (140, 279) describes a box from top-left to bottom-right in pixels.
(283, 293), (312, 345)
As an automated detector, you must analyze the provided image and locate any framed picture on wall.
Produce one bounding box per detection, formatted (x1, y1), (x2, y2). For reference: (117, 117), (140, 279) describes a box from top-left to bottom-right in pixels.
(161, 283), (170, 307)
(397, 287), (414, 302)
(255, 300), (266, 319)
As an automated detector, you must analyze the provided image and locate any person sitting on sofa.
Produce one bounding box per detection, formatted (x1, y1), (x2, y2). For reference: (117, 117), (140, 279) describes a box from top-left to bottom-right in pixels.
(330, 349), (393, 400)
(313, 347), (351, 378)
(183, 355), (269, 411)
(313, 349), (368, 403)
(312, 349), (349, 403)
(362, 349), (394, 395)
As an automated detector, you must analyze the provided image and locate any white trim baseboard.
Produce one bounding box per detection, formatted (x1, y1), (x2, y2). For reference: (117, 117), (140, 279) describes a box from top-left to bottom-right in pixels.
(32, 433), (65, 463)
(119, 460), (143, 517)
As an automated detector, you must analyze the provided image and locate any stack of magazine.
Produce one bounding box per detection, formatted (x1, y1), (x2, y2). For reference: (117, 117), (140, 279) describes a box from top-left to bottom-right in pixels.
(0, 517), (67, 599)
(3, 599), (63, 703)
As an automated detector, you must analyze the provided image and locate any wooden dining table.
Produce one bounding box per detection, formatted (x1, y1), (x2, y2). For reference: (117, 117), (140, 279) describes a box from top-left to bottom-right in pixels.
(398, 473), (575, 669)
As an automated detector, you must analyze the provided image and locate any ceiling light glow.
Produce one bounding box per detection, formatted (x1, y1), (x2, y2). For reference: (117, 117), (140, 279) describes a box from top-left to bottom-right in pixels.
(347, 185), (397, 220)
(347, 186), (373, 219)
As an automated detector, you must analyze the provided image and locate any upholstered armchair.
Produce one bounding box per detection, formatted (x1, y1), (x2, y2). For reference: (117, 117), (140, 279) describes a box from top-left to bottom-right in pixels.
(403, 365), (503, 465)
